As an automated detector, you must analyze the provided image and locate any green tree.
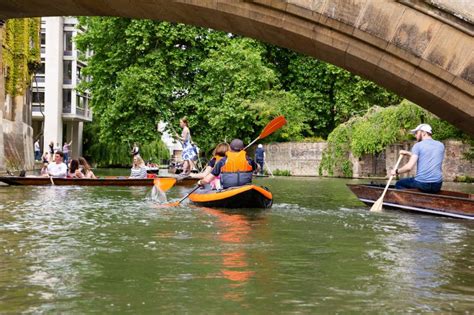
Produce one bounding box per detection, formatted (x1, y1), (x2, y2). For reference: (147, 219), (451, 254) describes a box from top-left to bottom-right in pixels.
(263, 47), (402, 138)
(76, 17), (411, 165)
(178, 38), (297, 150)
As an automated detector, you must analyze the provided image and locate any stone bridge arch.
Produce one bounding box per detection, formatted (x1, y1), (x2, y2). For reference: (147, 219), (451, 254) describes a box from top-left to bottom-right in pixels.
(1, 0), (473, 135)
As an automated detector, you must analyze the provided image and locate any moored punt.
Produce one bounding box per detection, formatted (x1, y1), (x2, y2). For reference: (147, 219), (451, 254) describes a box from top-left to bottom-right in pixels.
(0, 175), (197, 187)
(347, 184), (474, 220)
(189, 185), (273, 209)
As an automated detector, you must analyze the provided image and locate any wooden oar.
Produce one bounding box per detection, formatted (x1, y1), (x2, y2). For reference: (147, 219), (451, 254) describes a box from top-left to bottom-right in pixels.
(163, 185), (201, 207)
(370, 154), (404, 212)
(244, 116), (287, 150)
(153, 178), (177, 192)
(49, 175), (54, 186)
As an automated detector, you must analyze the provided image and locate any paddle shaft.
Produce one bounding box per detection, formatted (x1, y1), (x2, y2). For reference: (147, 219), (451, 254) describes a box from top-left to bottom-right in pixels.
(244, 138), (259, 150)
(371, 154), (404, 211)
(176, 185), (201, 205)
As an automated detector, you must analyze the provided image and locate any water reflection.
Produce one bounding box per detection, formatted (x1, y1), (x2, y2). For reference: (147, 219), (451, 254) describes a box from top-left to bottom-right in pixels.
(199, 207), (256, 301)
(372, 215), (472, 311)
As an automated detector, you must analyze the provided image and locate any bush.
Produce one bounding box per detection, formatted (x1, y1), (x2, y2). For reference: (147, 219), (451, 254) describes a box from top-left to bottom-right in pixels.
(273, 169), (291, 176)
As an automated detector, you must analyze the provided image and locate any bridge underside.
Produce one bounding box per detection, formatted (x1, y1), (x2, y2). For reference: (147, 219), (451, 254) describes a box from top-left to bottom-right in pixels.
(1, 0), (473, 136)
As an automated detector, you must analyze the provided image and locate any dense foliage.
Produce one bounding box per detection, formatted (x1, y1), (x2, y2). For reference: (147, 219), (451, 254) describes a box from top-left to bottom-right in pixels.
(319, 101), (469, 177)
(76, 17), (402, 163)
(83, 120), (169, 167)
(3, 18), (40, 96)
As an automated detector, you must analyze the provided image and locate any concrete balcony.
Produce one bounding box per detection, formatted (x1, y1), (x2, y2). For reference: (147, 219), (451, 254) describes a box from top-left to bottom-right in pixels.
(32, 103), (92, 122)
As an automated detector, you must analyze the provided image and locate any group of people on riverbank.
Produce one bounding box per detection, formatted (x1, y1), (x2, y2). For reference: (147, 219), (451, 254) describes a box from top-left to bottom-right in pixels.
(35, 140), (73, 164)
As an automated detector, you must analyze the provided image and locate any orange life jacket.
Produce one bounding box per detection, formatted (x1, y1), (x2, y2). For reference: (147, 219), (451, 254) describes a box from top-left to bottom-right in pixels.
(220, 151), (253, 188)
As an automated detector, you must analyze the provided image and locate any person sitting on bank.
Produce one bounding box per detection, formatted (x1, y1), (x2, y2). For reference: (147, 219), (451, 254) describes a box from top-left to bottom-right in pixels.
(130, 155), (147, 178)
(68, 159), (84, 178)
(191, 142), (229, 189)
(197, 139), (257, 189)
(78, 157), (97, 179)
(43, 150), (68, 178)
(389, 123), (445, 193)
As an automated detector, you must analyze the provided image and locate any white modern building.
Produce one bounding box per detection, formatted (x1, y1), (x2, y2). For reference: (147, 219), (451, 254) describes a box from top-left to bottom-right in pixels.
(32, 16), (92, 158)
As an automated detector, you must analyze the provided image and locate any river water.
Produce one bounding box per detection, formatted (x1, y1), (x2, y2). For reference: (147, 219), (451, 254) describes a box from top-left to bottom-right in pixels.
(1, 176), (473, 313)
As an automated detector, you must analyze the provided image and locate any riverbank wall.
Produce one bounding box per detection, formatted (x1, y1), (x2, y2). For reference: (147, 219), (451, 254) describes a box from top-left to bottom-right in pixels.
(262, 141), (473, 182)
(0, 21), (35, 174)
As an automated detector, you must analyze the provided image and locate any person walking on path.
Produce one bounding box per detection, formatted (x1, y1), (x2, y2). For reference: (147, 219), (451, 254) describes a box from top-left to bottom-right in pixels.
(34, 139), (41, 161)
(255, 144), (265, 175)
(389, 123), (445, 193)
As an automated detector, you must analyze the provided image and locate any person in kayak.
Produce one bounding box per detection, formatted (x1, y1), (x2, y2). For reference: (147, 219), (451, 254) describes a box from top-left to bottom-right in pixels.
(197, 139), (257, 189)
(389, 123), (445, 193)
(191, 142), (229, 189)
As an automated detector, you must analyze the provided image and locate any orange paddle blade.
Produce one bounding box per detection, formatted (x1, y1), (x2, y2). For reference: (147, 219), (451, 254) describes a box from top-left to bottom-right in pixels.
(259, 115), (287, 140)
(153, 178), (177, 191)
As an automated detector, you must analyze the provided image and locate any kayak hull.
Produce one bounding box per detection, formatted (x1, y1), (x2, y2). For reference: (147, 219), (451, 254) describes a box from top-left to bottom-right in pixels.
(189, 185), (273, 209)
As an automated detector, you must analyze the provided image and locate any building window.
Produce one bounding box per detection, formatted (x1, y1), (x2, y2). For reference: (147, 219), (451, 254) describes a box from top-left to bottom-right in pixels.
(37, 59), (45, 75)
(63, 60), (72, 84)
(40, 30), (45, 46)
(64, 31), (73, 55)
(63, 89), (72, 113)
(76, 95), (85, 115)
(76, 66), (82, 82)
(32, 91), (44, 104)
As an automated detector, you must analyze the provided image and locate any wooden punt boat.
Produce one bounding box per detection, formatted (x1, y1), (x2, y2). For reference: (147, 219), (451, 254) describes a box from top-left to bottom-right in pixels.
(0, 175), (197, 187)
(189, 185), (273, 209)
(347, 184), (474, 220)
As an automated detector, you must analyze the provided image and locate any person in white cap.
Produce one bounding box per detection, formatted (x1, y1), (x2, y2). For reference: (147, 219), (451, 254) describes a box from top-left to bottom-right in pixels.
(389, 123), (445, 193)
(255, 144), (265, 175)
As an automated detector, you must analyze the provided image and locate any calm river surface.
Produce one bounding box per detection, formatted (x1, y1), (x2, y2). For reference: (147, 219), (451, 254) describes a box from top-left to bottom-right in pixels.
(1, 176), (473, 313)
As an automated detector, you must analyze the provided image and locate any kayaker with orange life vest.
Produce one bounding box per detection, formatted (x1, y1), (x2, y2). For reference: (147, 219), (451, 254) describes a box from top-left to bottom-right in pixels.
(197, 139), (257, 189)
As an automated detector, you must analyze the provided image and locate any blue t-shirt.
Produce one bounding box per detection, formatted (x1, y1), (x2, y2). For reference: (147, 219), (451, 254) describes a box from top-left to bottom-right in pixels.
(412, 139), (445, 183)
(255, 147), (265, 161)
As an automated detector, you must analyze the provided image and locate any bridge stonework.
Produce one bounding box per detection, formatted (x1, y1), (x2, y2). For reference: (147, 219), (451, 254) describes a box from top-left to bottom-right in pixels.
(0, 0), (472, 136)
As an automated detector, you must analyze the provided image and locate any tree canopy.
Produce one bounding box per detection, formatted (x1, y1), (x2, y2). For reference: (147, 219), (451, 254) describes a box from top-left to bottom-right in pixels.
(76, 17), (402, 159)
